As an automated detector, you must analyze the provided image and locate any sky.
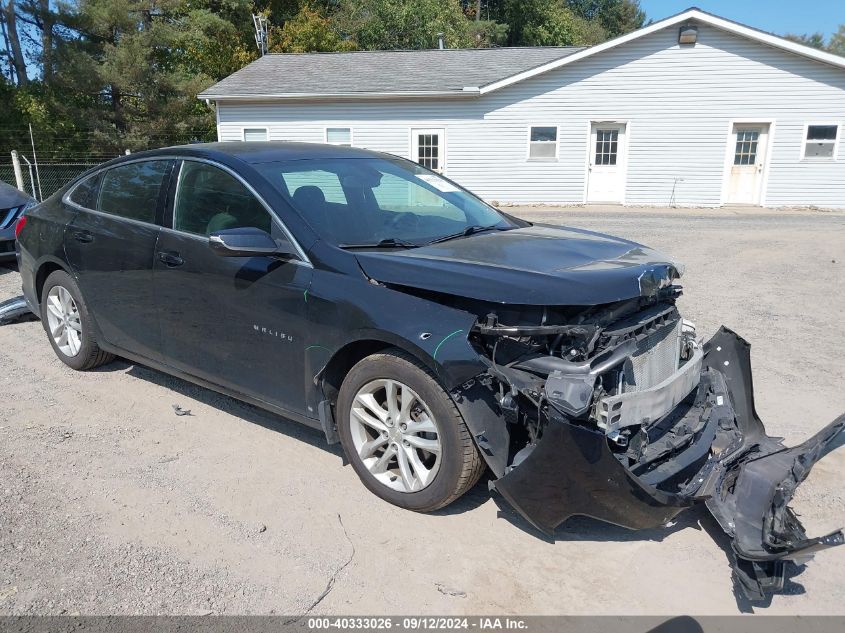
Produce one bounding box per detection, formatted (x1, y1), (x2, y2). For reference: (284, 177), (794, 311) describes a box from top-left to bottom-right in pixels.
(639, 0), (843, 39)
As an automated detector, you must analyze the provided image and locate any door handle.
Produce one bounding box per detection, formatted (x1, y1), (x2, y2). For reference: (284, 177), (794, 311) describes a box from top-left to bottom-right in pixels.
(158, 251), (184, 267)
(73, 230), (93, 243)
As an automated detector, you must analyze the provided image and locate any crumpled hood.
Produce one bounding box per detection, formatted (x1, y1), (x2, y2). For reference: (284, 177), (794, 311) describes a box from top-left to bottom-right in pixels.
(354, 224), (682, 305)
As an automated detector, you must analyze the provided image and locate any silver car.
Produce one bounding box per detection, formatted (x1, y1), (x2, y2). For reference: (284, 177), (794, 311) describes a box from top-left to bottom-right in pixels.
(0, 181), (35, 262)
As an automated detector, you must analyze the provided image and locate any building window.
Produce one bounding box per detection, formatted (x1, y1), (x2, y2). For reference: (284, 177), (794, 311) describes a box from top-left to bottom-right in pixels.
(595, 129), (620, 165)
(803, 124), (839, 159)
(528, 126), (557, 160)
(734, 129), (760, 165)
(243, 128), (268, 142)
(326, 127), (352, 146)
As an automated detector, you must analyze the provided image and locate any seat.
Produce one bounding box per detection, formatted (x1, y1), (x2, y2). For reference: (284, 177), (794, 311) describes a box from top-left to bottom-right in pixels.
(292, 186), (333, 237)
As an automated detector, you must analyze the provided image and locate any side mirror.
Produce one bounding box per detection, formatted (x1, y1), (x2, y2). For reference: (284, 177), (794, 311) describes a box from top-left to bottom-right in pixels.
(208, 227), (296, 259)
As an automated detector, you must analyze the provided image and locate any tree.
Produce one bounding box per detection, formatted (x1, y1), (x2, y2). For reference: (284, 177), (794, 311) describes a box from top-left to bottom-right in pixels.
(335, 0), (484, 50)
(565, 0), (645, 38)
(784, 32), (827, 49)
(826, 25), (844, 56)
(784, 25), (845, 57)
(1, 0), (28, 86)
(269, 3), (355, 52)
(504, 0), (606, 47)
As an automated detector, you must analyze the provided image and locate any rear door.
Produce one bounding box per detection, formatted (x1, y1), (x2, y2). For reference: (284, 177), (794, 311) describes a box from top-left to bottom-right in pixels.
(153, 159), (313, 415)
(64, 159), (174, 360)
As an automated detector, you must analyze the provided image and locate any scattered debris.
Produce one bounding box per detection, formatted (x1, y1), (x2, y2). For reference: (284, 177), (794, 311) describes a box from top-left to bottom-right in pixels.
(157, 456), (179, 464)
(53, 428), (74, 442)
(171, 404), (192, 417)
(435, 582), (467, 598)
(258, 524), (267, 534)
(0, 296), (37, 326)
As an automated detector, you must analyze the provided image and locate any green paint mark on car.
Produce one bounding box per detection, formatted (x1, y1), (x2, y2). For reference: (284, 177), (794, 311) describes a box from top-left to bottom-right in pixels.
(432, 329), (464, 361)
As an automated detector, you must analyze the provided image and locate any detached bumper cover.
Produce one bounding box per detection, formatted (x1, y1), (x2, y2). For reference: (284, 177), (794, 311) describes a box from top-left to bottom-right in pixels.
(491, 327), (844, 599)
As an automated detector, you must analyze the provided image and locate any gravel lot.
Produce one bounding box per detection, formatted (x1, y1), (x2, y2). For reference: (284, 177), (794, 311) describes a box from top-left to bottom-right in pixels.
(1, 206), (843, 616)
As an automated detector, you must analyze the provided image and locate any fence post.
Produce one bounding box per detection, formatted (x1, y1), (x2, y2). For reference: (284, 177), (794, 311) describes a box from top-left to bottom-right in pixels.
(10, 151), (25, 192)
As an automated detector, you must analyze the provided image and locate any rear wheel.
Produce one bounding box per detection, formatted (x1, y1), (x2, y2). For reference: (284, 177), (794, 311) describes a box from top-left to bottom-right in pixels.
(40, 270), (114, 371)
(337, 349), (485, 512)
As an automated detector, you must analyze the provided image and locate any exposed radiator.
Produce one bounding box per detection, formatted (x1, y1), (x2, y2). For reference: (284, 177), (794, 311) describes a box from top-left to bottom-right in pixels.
(622, 319), (682, 392)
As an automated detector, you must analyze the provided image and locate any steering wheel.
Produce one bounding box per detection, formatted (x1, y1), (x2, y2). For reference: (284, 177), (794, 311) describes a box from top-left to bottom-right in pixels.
(385, 212), (419, 233)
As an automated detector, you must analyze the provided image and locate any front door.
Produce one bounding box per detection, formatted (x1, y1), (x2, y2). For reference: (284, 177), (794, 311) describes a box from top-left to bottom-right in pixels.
(727, 124), (769, 205)
(153, 160), (313, 416)
(411, 128), (445, 174)
(586, 123), (627, 203)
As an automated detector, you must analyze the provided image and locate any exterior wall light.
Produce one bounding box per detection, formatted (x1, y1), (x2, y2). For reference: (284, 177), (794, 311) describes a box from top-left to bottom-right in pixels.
(679, 25), (698, 45)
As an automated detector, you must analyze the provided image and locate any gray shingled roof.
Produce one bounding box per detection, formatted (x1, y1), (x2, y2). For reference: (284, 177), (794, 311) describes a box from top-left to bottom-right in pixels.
(199, 47), (585, 99)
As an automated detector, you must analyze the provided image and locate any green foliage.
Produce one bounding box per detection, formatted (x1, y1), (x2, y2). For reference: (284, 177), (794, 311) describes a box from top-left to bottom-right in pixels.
(784, 32), (828, 49)
(268, 4), (355, 53)
(830, 25), (845, 56)
(784, 27), (845, 57)
(564, 0), (645, 38)
(335, 0), (480, 50)
(504, 0), (606, 46)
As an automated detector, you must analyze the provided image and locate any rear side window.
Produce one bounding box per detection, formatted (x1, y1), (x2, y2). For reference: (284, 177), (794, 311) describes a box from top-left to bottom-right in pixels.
(68, 173), (101, 209)
(97, 161), (171, 223)
(173, 161), (272, 236)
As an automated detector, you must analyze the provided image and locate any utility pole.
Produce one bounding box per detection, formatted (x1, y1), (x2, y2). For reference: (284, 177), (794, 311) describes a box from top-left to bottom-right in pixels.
(28, 123), (42, 201)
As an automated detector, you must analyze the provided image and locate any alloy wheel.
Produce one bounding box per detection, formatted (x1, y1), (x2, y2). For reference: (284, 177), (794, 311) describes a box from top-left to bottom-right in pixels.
(45, 285), (83, 357)
(349, 378), (442, 493)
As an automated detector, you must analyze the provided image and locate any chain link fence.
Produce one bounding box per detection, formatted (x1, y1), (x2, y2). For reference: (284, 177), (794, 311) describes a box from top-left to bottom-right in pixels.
(1, 154), (116, 201)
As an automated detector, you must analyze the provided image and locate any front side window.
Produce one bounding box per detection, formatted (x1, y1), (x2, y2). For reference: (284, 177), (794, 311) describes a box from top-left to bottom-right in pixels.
(804, 124), (838, 159)
(173, 161), (272, 236)
(326, 128), (352, 146)
(529, 126), (557, 160)
(243, 128), (268, 142)
(256, 157), (518, 246)
(69, 172), (101, 209)
(97, 161), (171, 223)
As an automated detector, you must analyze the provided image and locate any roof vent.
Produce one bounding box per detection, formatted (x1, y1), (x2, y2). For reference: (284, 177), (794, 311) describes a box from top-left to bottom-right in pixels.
(678, 25), (698, 45)
(437, 32), (444, 50)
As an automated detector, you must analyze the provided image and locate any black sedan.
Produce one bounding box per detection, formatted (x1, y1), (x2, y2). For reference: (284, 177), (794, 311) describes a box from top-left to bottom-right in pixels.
(15, 143), (843, 599)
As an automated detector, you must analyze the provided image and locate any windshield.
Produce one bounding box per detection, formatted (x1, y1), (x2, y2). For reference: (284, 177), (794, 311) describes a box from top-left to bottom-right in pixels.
(255, 157), (519, 246)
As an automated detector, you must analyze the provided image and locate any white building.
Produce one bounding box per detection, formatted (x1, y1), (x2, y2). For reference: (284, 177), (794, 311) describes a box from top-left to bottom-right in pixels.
(200, 8), (845, 208)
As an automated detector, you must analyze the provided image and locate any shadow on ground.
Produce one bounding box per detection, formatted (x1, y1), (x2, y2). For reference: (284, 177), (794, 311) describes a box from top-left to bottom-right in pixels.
(92, 358), (343, 457)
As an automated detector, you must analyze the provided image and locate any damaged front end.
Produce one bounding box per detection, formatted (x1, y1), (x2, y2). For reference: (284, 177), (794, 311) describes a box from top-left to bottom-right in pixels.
(457, 291), (844, 599)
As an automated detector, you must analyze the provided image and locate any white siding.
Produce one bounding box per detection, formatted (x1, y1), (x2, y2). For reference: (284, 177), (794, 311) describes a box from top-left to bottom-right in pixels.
(217, 21), (845, 207)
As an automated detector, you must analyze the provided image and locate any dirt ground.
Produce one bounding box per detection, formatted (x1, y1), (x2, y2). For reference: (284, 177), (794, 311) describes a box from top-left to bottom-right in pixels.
(1, 206), (844, 616)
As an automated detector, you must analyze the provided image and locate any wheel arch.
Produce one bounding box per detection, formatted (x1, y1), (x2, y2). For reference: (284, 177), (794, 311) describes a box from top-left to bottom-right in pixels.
(316, 335), (441, 409)
(34, 258), (72, 306)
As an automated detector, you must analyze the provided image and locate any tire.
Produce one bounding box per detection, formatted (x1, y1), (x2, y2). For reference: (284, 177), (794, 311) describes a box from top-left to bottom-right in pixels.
(40, 270), (114, 371)
(337, 349), (486, 512)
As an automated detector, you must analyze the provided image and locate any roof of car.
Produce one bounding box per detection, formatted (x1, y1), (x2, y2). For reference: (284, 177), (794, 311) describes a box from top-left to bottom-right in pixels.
(115, 142), (389, 165)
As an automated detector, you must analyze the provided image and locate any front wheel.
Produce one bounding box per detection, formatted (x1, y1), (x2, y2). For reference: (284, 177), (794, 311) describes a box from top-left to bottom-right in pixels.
(337, 349), (486, 512)
(40, 270), (114, 371)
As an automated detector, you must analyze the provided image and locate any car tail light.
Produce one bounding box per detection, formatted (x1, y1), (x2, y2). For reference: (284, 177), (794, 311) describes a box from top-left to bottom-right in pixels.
(14, 215), (27, 238)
